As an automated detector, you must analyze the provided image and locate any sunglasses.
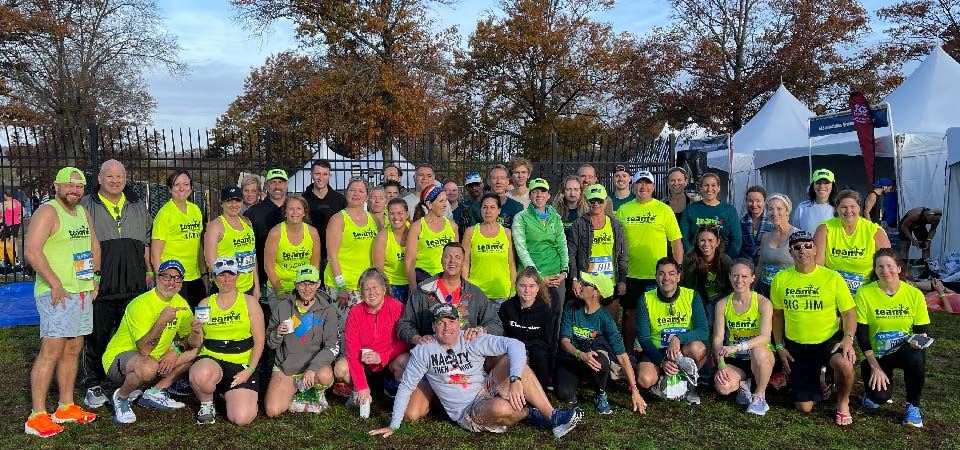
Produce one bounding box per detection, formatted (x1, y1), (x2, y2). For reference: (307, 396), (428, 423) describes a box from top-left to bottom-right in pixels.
(791, 242), (815, 251)
(214, 259), (237, 272)
(581, 281), (597, 290)
(113, 205), (122, 230)
(158, 273), (184, 283)
(588, 198), (605, 204)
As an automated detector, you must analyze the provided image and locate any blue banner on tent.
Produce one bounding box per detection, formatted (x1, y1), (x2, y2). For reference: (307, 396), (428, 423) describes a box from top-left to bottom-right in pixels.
(809, 106), (890, 138)
(688, 134), (730, 153)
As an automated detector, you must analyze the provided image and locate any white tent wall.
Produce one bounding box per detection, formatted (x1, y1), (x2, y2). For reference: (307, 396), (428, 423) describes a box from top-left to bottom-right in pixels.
(287, 140), (417, 193)
(898, 134), (948, 260)
(707, 150), (761, 213)
(940, 128), (960, 262)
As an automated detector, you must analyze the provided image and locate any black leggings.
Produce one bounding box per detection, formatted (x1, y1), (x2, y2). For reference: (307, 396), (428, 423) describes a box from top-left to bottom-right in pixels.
(860, 345), (926, 406)
(554, 352), (611, 402)
(526, 347), (552, 387)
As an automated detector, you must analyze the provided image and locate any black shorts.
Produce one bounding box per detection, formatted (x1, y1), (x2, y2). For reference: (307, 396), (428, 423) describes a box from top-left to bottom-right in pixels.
(196, 355), (262, 397)
(635, 347), (667, 365)
(622, 278), (656, 309)
(785, 332), (842, 403)
(723, 357), (754, 377)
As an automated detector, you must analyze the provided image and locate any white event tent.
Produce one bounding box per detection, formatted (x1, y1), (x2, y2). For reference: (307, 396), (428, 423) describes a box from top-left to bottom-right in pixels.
(287, 140), (417, 193)
(941, 127), (960, 261)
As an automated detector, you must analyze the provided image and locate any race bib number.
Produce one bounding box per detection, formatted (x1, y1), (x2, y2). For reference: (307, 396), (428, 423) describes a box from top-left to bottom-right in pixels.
(659, 327), (688, 348)
(836, 270), (865, 295)
(74, 251), (94, 280)
(761, 265), (781, 286)
(236, 250), (255, 273)
(874, 330), (908, 358)
(589, 256), (614, 279)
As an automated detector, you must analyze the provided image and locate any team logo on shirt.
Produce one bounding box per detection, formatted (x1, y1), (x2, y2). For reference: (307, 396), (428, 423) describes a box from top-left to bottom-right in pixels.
(728, 317), (758, 330)
(68, 225), (91, 239)
(351, 229), (378, 240)
(592, 233), (612, 246)
(476, 241), (505, 253)
(430, 350), (473, 374)
(232, 234), (255, 247)
(624, 212), (656, 224)
(282, 249), (310, 261)
(831, 246), (866, 258)
(874, 305), (910, 318)
(657, 314), (688, 326)
(209, 310), (242, 325)
(782, 284), (824, 311)
(394, 251), (406, 261)
(696, 217), (722, 227)
(508, 320), (540, 331)
(572, 325), (598, 341)
(425, 235), (453, 248)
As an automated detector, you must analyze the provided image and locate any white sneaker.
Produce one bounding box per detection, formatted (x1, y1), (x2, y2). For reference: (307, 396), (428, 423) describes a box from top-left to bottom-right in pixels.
(112, 389), (137, 424)
(138, 389), (185, 410)
(684, 386), (701, 405)
(84, 386), (108, 409)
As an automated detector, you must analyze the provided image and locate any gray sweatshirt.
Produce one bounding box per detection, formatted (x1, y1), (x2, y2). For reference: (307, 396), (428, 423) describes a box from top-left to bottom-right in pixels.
(389, 331), (526, 429)
(266, 291), (339, 375)
(396, 276), (503, 344)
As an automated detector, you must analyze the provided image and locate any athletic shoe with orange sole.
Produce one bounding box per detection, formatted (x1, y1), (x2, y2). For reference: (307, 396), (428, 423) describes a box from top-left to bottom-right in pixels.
(51, 404), (97, 424)
(24, 413), (65, 438)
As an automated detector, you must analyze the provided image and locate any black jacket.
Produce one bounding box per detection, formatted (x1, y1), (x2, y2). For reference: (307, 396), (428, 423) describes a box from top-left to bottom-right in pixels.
(567, 214), (628, 282)
(301, 183), (347, 261)
(80, 185), (151, 301)
(498, 295), (555, 356)
(244, 199), (283, 283)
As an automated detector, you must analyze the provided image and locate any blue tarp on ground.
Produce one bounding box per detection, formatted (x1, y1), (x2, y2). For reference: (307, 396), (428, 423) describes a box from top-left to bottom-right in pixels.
(0, 282), (38, 327)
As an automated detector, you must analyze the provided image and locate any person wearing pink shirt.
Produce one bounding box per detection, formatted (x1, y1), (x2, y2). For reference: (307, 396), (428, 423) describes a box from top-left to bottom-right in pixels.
(2, 189), (23, 266)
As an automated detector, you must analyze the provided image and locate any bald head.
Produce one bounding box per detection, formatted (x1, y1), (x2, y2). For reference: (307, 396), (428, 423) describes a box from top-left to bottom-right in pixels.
(98, 159), (127, 197)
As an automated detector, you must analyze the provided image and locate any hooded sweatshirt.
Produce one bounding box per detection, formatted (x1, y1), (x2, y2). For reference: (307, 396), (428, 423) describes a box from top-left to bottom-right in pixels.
(267, 290), (340, 375)
(498, 295), (554, 356)
(397, 275), (503, 344)
(344, 295), (410, 391)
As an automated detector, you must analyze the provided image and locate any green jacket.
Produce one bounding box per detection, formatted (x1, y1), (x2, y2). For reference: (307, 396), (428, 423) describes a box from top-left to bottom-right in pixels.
(512, 204), (568, 276)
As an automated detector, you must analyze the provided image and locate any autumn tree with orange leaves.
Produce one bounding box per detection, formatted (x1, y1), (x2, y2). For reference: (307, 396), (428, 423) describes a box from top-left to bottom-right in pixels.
(878, 0), (959, 61)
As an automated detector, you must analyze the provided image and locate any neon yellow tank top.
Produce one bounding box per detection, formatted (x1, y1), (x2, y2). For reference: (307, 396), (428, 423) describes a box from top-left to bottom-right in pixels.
(383, 226), (408, 286)
(276, 222), (313, 293)
(200, 291), (252, 364)
(724, 292), (775, 359)
(467, 224), (512, 299)
(823, 217), (879, 295)
(415, 218), (455, 276)
(324, 211), (377, 290)
(588, 216), (615, 282)
(217, 216), (256, 294)
(643, 288), (696, 349)
(35, 201), (94, 296)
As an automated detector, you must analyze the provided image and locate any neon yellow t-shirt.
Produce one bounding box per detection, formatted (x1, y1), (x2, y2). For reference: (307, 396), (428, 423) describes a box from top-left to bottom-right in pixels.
(855, 281), (930, 357)
(35, 202), (94, 296)
(589, 216), (616, 282)
(324, 211), (377, 290)
(823, 217), (880, 295)
(770, 265), (855, 344)
(153, 200), (204, 281)
(467, 224), (512, 299)
(643, 287), (696, 349)
(276, 222), (313, 293)
(723, 292), (775, 359)
(616, 199), (681, 280)
(101, 289), (193, 372)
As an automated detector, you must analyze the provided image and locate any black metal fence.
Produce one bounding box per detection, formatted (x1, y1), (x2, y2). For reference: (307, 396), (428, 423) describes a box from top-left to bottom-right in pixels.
(0, 125), (676, 282)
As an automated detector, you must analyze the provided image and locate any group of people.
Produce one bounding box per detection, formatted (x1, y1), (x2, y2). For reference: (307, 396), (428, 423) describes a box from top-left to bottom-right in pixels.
(21, 158), (942, 440)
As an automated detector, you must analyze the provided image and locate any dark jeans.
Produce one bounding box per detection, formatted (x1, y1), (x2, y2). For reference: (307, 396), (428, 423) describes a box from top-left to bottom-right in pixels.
(79, 298), (132, 389)
(554, 352), (611, 402)
(861, 345), (926, 406)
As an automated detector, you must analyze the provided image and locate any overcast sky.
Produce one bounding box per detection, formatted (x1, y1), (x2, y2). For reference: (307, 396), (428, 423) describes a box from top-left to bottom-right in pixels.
(148, 0), (902, 131)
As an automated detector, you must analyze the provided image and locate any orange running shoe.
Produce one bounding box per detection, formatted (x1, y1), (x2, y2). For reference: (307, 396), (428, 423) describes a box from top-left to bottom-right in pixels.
(52, 404), (97, 424)
(24, 413), (65, 438)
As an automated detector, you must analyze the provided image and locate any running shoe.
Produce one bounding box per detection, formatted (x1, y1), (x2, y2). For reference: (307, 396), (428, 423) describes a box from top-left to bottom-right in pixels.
(112, 389), (137, 424)
(675, 356), (699, 386)
(24, 413), (65, 438)
(52, 403), (97, 424)
(315, 390), (330, 413)
(523, 407), (551, 427)
(84, 385), (108, 409)
(138, 389), (186, 410)
(903, 403), (923, 428)
(683, 387), (701, 405)
(551, 406), (583, 438)
(769, 372), (787, 389)
(345, 390), (359, 409)
(383, 378), (399, 398)
(862, 396), (880, 411)
(736, 379), (753, 406)
(196, 402), (216, 425)
(595, 392), (612, 415)
(167, 378), (194, 397)
(746, 395), (769, 416)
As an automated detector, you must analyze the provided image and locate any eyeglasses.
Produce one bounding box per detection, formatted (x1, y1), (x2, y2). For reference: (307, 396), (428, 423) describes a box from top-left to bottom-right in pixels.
(114, 206), (122, 230)
(791, 242), (815, 251)
(158, 273), (183, 283)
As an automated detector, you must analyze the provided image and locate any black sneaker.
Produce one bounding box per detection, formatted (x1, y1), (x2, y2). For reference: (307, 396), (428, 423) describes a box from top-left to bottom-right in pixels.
(168, 378), (194, 397)
(382, 378), (399, 399)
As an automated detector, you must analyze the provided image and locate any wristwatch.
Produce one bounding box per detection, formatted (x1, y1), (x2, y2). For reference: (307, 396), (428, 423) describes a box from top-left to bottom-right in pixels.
(509, 375), (522, 383)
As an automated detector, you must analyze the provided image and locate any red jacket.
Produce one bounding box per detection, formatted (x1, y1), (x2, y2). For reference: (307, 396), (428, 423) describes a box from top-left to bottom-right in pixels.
(344, 295), (409, 391)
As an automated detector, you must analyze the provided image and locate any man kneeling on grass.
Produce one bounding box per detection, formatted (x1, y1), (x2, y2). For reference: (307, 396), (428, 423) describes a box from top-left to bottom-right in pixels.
(102, 260), (203, 423)
(370, 304), (583, 438)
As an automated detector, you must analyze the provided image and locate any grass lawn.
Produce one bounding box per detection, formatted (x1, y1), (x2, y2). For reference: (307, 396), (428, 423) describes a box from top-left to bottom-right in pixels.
(2, 315), (958, 450)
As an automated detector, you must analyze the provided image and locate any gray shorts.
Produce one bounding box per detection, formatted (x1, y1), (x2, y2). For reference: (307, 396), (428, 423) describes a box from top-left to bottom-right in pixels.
(106, 350), (141, 385)
(36, 290), (93, 338)
(457, 383), (508, 433)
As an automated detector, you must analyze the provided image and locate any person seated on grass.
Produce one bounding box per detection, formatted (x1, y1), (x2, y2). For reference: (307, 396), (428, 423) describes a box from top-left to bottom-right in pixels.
(337, 268), (410, 418)
(189, 256), (265, 426)
(712, 258), (775, 416)
(556, 271), (646, 415)
(634, 257), (709, 405)
(103, 260), (203, 424)
(771, 231), (857, 426)
(369, 304), (583, 438)
(264, 264), (339, 417)
(498, 267), (556, 386)
(855, 248), (931, 428)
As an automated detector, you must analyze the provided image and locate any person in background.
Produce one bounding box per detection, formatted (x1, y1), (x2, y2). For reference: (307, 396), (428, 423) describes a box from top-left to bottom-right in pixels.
(471, 164), (523, 229)
(756, 193), (798, 299)
(662, 167), (701, 222)
(302, 159), (347, 276)
(239, 176), (262, 215)
(610, 165), (635, 211)
(368, 185), (388, 230)
(405, 185), (458, 290)
(507, 158), (533, 208)
(453, 172), (483, 238)
(1, 189), (23, 267)
(739, 186), (774, 264)
(151, 170), (205, 309)
(863, 178), (894, 224)
(898, 207), (942, 262)
(244, 168), (287, 296)
(443, 180), (460, 221)
(499, 267), (555, 386)
(682, 225), (733, 324)
(403, 164), (437, 216)
(577, 164), (598, 188)
(78, 159), (153, 410)
(793, 168), (837, 234)
(383, 165), (402, 183)
(815, 190), (891, 297)
(463, 193), (517, 312)
(679, 173), (742, 259)
(373, 198), (412, 302)
(855, 249), (930, 427)
(383, 179), (403, 201)
(553, 175), (587, 236)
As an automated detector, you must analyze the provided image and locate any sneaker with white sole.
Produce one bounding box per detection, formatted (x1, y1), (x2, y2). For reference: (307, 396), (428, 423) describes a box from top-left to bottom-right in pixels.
(684, 386), (701, 405)
(138, 389), (185, 410)
(112, 389), (137, 424)
(903, 403), (923, 428)
(746, 395), (769, 416)
(550, 407), (583, 438)
(84, 386), (108, 409)
(675, 356), (699, 385)
(736, 379), (753, 406)
(595, 392), (612, 415)
(196, 402), (216, 425)
(167, 378), (194, 397)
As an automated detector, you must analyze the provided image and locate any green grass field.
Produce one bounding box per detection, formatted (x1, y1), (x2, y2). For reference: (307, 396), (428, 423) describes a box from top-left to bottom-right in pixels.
(2, 315), (958, 450)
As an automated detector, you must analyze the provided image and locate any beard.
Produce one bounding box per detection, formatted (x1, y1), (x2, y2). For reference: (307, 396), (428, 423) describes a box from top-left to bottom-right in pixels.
(56, 190), (81, 207)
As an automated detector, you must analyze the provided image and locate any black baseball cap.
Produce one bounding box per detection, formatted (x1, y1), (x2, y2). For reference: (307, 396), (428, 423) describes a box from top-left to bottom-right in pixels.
(221, 186), (242, 202)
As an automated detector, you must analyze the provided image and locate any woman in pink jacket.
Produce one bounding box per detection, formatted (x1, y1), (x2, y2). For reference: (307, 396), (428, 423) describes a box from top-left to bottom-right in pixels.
(336, 268), (410, 417)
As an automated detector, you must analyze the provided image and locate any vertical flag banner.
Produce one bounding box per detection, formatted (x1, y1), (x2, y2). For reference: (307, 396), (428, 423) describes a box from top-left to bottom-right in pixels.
(849, 91), (876, 185)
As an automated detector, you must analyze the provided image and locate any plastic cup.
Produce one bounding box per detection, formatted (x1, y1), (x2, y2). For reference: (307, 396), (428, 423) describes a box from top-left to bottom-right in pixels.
(195, 306), (210, 323)
(281, 318), (294, 334)
(359, 401), (371, 419)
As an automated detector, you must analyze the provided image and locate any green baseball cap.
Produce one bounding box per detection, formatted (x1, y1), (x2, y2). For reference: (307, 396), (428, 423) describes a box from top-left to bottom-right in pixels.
(579, 271), (614, 299)
(528, 178), (550, 192)
(811, 168), (835, 183)
(294, 264), (320, 284)
(265, 168), (288, 181)
(54, 167), (86, 185)
(585, 184), (607, 201)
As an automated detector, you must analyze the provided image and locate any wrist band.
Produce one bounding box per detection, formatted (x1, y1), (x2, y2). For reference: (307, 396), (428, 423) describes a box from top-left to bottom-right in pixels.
(717, 360), (727, 368)
(146, 271), (154, 276)
(774, 343), (785, 350)
(335, 275), (346, 289)
(575, 349), (581, 360)
(940, 292), (947, 298)
(93, 274), (102, 282)
(628, 384), (638, 392)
